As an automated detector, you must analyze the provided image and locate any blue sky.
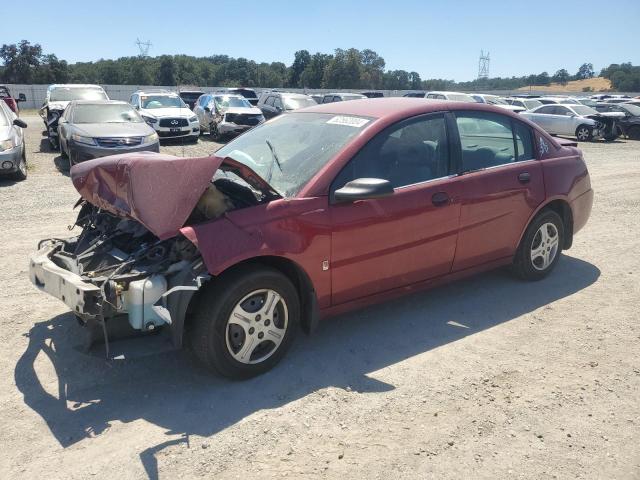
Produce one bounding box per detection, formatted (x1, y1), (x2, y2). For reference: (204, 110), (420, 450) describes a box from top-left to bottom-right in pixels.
(3, 0), (639, 81)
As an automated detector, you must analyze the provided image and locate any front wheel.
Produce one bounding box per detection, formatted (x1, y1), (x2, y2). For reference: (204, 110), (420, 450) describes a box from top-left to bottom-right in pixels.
(513, 210), (564, 281)
(189, 266), (299, 379)
(59, 138), (68, 159)
(11, 150), (27, 181)
(575, 125), (593, 142)
(628, 125), (640, 141)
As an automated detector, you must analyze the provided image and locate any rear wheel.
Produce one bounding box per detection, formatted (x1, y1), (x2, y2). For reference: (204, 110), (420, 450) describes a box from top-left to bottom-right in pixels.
(59, 138), (68, 159)
(189, 266), (299, 379)
(513, 210), (564, 281)
(628, 125), (640, 141)
(575, 125), (593, 142)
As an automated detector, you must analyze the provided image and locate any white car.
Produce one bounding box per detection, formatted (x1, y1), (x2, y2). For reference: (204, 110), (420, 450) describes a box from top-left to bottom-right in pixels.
(471, 94), (525, 113)
(521, 104), (619, 141)
(193, 93), (265, 140)
(425, 91), (475, 102)
(504, 97), (543, 111)
(129, 90), (199, 142)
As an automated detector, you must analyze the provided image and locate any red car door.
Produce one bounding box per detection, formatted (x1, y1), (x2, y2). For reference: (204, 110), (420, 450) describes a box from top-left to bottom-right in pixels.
(451, 111), (545, 271)
(328, 113), (461, 305)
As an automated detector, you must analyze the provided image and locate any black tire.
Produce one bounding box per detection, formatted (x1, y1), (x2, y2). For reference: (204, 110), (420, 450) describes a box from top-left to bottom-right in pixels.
(11, 149), (27, 181)
(575, 125), (593, 142)
(513, 210), (564, 281)
(59, 138), (68, 159)
(189, 265), (300, 379)
(68, 149), (78, 168)
(628, 125), (640, 141)
(209, 122), (221, 141)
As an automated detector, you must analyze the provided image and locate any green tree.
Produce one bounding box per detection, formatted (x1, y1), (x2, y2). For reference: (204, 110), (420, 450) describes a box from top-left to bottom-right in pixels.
(288, 50), (311, 87)
(0, 40), (43, 83)
(156, 56), (176, 85)
(300, 53), (332, 88)
(575, 63), (594, 80)
(552, 68), (570, 85)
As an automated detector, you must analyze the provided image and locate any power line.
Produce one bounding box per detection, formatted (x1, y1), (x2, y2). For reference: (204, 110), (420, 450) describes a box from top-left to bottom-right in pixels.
(135, 38), (152, 58)
(478, 50), (490, 80)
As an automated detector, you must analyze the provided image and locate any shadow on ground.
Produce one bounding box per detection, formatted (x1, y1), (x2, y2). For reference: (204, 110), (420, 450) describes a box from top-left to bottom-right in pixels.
(15, 256), (599, 479)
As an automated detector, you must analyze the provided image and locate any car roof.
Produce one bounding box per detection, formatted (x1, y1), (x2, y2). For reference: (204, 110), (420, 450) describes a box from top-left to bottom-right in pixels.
(302, 97), (514, 119)
(212, 93), (245, 99)
(136, 90), (178, 96)
(48, 84), (103, 89)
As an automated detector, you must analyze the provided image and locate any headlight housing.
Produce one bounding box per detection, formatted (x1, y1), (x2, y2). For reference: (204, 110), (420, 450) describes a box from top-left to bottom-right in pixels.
(0, 138), (15, 152)
(71, 134), (96, 146)
(143, 132), (159, 144)
(189, 116), (197, 123)
(142, 115), (158, 124)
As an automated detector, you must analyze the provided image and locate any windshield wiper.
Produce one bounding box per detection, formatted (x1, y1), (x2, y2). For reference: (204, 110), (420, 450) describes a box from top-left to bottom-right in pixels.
(265, 139), (282, 182)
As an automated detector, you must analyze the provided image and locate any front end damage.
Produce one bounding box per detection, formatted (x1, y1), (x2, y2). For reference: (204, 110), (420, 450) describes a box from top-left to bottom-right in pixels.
(586, 114), (619, 141)
(29, 153), (278, 356)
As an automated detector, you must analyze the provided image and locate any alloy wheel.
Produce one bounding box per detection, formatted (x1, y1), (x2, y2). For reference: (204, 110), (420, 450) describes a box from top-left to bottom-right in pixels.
(577, 127), (590, 141)
(530, 222), (559, 271)
(225, 289), (288, 365)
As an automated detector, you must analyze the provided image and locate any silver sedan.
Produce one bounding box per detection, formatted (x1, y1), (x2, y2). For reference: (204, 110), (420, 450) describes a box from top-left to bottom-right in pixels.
(0, 100), (27, 181)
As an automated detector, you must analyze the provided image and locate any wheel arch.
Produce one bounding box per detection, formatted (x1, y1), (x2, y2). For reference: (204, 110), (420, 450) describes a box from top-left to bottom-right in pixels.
(518, 198), (574, 252)
(184, 255), (320, 340)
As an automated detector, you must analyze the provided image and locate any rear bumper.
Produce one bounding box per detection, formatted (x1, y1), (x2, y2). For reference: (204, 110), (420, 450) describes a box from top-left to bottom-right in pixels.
(571, 188), (594, 235)
(29, 243), (103, 318)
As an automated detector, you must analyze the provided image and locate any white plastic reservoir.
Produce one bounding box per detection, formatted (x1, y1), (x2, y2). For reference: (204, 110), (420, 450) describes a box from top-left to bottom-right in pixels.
(126, 274), (168, 330)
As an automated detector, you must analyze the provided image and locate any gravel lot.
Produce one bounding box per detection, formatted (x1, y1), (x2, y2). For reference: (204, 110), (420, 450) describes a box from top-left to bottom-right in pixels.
(1, 115), (639, 479)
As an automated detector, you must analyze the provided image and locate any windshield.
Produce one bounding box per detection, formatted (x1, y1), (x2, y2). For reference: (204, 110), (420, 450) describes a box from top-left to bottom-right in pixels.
(571, 105), (598, 116)
(577, 99), (597, 107)
(283, 97), (317, 110)
(214, 96), (252, 109)
(72, 104), (143, 124)
(448, 94), (474, 102)
(485, 96), (508, 105)
(216, 112), (371, 197)
(50, 87), (107, 102)
(523, 100), (542, 109)
(621, 104), (640, 116)
(141, 95), (185, 109)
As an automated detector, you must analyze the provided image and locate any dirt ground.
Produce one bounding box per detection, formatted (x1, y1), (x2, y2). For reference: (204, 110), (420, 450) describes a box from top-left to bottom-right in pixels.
(517, 77), (612, 93)
(0, 115), (638, 480)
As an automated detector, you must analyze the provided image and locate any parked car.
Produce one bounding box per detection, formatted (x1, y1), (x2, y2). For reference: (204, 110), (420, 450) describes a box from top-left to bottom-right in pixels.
(537, 97), (581, 105)
(129, 89), (199, 142)
(402, 92), (426, 98)
(471, 94), (525, 113)
(58, 100), (160, 166)
(594, 102), (640, 140)
(321, 92), (367, 103)
(29, 98), (593, 379)
(193, 93), (264, 140)
(39, 84), (109, 149)
(310, 94), (324, 104)
(361, 91), (384, 98)
(178, 89), (205, 110)
(504, 97), (543, 110)
(426, 91), (475, 102)
(573, 98), (598, 107)
(0, 85), (26, 115)
(0, 99), (28, 181)
(257, 92), (317, 119)
(223, 88), (259, 106)
(521, 104), (619, 141)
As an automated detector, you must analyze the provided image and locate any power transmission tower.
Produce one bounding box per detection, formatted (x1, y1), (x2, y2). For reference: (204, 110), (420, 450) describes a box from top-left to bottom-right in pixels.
(478, 50), (490, 80)
(136, 38), (152, 58)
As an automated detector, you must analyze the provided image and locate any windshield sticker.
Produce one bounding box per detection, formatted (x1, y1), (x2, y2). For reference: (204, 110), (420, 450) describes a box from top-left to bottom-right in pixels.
(539, 136), (550, 156)
(326, 116), (370, 128)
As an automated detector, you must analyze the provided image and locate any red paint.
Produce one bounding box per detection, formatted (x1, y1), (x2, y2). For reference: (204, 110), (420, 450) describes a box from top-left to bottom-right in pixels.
(76, 98), (593, 321)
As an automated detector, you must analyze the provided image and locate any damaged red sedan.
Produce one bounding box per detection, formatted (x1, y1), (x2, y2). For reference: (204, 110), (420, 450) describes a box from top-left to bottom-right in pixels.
(29, 98), (593, 379)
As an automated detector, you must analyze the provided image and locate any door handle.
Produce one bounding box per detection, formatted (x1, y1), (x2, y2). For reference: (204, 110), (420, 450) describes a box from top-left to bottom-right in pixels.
(431, 191), (450, 207)
(518, 172), (531, 184)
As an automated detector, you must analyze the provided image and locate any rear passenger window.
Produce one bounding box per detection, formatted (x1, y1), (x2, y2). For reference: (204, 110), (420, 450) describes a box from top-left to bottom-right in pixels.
(274, 97), (283, 109)
(332, 114), (450, 191)
(455, 113), (516, 171)
(265, 96), (275, 106)
(513, 121), (534, 161)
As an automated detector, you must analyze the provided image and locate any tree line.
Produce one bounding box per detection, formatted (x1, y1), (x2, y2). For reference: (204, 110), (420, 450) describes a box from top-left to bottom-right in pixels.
(0, 40), (635, 92)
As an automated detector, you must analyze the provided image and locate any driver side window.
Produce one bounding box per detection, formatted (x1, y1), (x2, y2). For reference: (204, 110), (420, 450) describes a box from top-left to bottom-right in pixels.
(332, 114), (451, 192)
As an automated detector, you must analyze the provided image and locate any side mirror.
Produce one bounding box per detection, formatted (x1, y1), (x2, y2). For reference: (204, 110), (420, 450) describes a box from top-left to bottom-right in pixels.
(334, 178), (394, 203)
(275, 106), (283, 112)
(13, 118), (27, 128)
(17, 93), (26, 102)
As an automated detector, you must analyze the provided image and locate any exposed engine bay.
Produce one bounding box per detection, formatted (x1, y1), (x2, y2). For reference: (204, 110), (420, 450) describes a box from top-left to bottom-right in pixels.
(586, 114), (619, 141)
(30, 174), (266, 354)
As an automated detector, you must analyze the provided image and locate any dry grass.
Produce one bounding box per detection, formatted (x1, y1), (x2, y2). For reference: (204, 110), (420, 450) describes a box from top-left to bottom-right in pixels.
(518, 77), (612, 93)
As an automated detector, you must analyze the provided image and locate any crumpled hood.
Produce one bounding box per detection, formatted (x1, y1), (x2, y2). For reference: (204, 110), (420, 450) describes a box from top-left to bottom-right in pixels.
(48, 101), (70, 111)
(74, 122), (155, 138)
(70, 152), (279, 240)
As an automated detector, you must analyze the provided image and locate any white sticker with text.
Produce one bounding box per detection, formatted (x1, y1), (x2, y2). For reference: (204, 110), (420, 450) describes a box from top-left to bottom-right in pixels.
(326, 116), (370, 128)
